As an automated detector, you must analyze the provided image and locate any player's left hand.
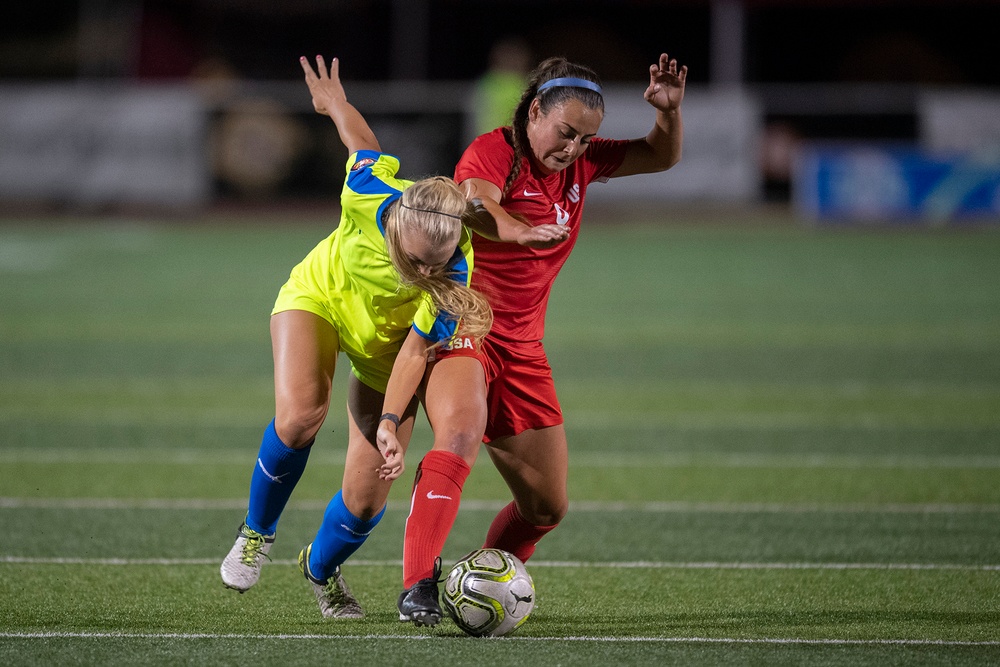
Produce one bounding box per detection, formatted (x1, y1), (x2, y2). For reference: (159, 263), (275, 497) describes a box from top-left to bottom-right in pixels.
(375, 422), (405, 481)
(644, 53), (687, 113)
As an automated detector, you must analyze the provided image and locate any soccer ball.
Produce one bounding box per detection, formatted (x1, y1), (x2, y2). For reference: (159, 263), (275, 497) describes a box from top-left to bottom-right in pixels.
(442, 548), (535, 637)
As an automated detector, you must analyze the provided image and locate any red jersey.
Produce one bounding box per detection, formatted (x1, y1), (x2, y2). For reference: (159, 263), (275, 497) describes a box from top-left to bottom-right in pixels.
(454, 128), (628, 342)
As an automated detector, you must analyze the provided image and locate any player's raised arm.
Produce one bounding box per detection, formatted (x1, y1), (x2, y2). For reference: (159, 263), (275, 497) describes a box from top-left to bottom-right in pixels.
(613, 52), (687, 178)
(300, 55), (381, 154)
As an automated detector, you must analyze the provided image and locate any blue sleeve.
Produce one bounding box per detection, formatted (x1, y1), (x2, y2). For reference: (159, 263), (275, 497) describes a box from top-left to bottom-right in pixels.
(342, 151), (406, 235)
(411, 246), (471, 342)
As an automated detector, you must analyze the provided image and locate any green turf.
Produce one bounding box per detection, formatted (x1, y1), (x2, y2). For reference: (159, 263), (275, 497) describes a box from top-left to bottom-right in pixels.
(1, 216), (998, 665)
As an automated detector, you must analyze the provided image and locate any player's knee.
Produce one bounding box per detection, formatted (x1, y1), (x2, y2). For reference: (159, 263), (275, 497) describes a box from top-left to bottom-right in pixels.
(520, 498), (568, 527)
(356, 506), (383, 522)
(430, 405), (485, 460)
(274, 406), (326, 448)
(436, 422), (485, 463)
(340, 491), (384, 522)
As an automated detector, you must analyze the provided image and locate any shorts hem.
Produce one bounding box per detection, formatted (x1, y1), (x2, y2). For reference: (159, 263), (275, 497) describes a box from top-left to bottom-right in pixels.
(483, 415), (564, 444)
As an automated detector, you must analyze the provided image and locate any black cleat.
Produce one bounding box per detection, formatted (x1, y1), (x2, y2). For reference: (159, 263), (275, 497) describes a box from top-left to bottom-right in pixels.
(397, 557), (443, 627)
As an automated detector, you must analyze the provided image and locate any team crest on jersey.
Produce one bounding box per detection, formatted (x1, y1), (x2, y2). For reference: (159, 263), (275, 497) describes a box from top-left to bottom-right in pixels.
(350, 157), (376, 171)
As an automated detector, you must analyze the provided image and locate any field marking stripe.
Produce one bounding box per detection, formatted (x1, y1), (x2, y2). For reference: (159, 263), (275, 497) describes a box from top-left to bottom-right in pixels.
(1, 632), (996, 646)
(3, 556), (998, 571)
(6, 449), (1000, 469)
(4, 497), (1000, 514)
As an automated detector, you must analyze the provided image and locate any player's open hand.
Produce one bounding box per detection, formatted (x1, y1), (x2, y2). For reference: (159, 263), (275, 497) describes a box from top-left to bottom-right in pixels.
(644, 53), (687, 113)
(516, 223), (571, 248)
(300, 55), (346, 117)
(375, 422), (405, 481)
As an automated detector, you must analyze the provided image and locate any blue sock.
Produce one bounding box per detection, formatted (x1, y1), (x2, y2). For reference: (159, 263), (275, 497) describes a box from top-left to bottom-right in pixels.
(245, 419), (311, 536)
(308, 490), (385, 581)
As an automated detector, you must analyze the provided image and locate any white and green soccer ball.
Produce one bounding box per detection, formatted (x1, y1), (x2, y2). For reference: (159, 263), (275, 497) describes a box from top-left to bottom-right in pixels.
(442, 548), (535, 637)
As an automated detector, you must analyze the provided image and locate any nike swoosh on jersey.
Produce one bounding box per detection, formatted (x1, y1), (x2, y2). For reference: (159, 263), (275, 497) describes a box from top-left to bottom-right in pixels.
(523, 189), (543, 197)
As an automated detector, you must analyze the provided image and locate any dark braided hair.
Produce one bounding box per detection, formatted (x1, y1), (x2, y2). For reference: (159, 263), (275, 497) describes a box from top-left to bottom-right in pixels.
(503, 57), (604, 196)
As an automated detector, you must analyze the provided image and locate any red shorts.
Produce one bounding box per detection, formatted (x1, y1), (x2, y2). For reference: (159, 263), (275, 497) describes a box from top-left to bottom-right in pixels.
(433, 335), (563, 443)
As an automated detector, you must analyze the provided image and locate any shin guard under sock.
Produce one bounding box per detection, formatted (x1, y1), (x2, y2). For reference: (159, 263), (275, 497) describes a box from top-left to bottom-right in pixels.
(308, 490), (385, 581)
(245, 419), (311, 536)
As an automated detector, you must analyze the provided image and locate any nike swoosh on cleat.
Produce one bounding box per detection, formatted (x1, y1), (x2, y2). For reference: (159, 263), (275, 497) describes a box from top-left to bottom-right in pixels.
(426, 491), (452, 500)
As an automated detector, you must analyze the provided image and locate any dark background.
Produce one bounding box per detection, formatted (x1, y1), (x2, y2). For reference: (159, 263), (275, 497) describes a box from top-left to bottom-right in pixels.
(3, 0), (998, 206)
(3, 0), (998, 85)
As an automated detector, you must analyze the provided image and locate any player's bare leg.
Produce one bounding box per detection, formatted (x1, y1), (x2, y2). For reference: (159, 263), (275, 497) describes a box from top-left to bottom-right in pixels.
(398, 354), (487, 626)
(300, 376), (417, 618)
(222, 310), (338, 592)
(483, 425), (569, 561)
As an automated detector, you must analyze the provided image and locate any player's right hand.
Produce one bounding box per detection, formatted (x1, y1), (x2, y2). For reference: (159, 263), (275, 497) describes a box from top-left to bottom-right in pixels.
(375, 422), (405, 481)
(300, 55), (346, 117)
(516, 223), (571, 248)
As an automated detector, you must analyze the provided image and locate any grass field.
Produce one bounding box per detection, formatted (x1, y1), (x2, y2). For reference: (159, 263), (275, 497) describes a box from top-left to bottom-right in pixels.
(1, 212), (999, 665)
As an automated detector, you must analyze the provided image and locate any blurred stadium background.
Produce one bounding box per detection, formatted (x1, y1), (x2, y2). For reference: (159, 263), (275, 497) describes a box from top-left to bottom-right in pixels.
(3, 4), (999, 661)
(1, 0), (999, 222)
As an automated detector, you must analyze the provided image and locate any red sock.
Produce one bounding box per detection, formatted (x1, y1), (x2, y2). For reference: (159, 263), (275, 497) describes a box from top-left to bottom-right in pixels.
(403, 450), (470, 588)
(483, 501), (558, 562)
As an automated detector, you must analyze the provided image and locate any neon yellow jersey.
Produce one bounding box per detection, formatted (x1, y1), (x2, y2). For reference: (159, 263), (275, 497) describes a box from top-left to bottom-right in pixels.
(272, 150), (474, 392)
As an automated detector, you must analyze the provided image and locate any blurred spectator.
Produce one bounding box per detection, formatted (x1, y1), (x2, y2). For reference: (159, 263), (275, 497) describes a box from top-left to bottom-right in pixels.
(471, 36), (532, 136)
(760, 121), (803, 202)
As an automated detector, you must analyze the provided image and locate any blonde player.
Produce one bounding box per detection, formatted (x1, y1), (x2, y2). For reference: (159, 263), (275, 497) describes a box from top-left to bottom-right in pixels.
(221, 54), (562, 619)
(218, 54), (496, 617)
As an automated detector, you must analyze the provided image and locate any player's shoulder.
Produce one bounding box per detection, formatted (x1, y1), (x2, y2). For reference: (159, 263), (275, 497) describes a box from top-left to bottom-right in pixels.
(468, 128), (514, 155)
(344, 150), (409, 200)
(457, 129), (514, 188)
(341, 151), (409, 233)
(578, 136), (630, 174)
(459, 128), (514, 173)
(585, 136), (628, 156)
(586, 136), (630, 155)
(347, 150), (401, 179)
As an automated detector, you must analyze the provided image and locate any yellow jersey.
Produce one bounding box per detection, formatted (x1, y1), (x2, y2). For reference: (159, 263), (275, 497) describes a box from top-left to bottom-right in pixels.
(273, 150), (474, 392)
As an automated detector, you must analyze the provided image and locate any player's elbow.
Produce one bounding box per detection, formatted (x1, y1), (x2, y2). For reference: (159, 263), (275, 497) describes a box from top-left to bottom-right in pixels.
(667, 148), (682, 170)
(657, 137), (683, 170)
(641, 141), (682, 174)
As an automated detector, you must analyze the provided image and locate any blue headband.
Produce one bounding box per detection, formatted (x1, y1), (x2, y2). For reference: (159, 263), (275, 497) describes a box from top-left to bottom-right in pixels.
(537, 77), (602, 95)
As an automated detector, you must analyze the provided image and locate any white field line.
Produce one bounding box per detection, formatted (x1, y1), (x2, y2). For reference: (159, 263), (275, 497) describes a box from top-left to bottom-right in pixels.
(569, 453), (1000, 469)
(0, 631), (997, 647)
(2, 556), (998, 571)
(5, 448), (1000, 469)
(3, 497), (1000, 514)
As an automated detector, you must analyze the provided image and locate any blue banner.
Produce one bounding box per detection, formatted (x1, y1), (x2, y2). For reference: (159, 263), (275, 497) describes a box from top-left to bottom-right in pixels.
(793, 144), (1000, 223)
